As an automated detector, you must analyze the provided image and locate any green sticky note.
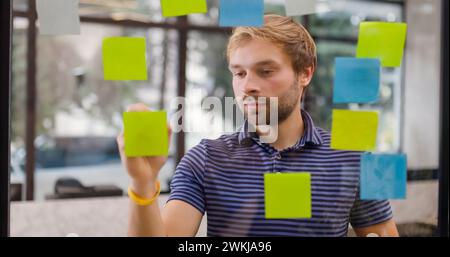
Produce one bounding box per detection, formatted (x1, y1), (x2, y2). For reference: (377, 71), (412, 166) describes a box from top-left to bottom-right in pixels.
(102, 37), (148, 81)
(160, 0), (207, 17)
(356, 22), (407, 67)
(123, 111), (169, 157)
(264, 173), (311, 219)
(331, 109), (379, 151)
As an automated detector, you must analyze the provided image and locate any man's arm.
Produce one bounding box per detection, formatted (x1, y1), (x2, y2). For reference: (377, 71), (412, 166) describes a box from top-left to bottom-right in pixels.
(119, 103), (204, 237)
(128, 197), (203, 237)
(162, 200), (204, 236)
(353, 218), (399, 237)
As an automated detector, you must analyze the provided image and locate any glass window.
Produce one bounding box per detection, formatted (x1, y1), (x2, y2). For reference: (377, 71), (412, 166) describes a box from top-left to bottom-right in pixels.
(9, 0), (441, 238)
(305, 0), (404, 152)
(308, 0), (403, 39)
(188, 0), (220, 26)
(185, 30), (232, 150)
(11, 23), (179, 200)
(79, 0), (176, 23)
(12, 0), (28, 12)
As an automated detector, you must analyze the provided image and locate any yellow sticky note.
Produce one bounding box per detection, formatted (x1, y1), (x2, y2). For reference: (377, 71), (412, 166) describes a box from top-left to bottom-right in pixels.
(123, 111), (169, 157)
(356, 22), (407, 67)
(264, 173), (311, 219)
(331, 109), (379, 151)
(102, 37), (148, 81)
(160, 0), (207, 17)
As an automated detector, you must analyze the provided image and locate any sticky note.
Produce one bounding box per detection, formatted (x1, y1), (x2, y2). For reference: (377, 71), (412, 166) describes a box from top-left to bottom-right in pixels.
(123, 112), (169, 157)
(333, 57), (380, 104)
(356, 22), (407, 67)
(331, 110), (379, 151)
(264, 173), (311, 219)
(285, 0), (318, 17)
(36, 0), (80, 35)
(102, 37), (148, 81)
(360, 153), (407, 200)
(219, 0), (264, 27)
(160, 0), (207, 17)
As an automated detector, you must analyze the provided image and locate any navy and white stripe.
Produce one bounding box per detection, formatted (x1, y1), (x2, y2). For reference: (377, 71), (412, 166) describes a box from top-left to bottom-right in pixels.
(168, 109), (393, 237)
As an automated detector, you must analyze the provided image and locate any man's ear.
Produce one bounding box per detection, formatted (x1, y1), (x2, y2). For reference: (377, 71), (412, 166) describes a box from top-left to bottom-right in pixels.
(298, 67), (314, 87)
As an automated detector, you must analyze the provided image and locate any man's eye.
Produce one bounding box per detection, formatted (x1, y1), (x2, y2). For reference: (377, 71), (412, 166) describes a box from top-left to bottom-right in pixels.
(234, 72), (245, 77)
(260, 70), (273, 76)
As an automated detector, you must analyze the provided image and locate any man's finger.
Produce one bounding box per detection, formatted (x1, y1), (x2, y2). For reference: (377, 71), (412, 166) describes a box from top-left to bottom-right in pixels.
(126, 103), (151, 112)
(116, 132), (124, 150)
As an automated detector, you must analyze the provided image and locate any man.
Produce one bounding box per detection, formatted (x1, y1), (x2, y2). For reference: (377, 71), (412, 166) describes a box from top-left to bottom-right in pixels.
(117, 14), (399, 237)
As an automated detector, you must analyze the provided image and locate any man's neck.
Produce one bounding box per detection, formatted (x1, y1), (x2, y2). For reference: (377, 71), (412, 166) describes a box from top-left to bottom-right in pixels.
(257, 107), (305, 151)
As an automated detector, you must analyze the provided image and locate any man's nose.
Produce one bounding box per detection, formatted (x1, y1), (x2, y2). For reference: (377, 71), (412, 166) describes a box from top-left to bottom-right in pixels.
(242, 73), (260, 95)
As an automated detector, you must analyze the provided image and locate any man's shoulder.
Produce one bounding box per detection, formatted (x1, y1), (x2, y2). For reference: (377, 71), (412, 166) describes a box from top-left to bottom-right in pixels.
(195, 132), (242, 152)
(181, 132), (243, 168)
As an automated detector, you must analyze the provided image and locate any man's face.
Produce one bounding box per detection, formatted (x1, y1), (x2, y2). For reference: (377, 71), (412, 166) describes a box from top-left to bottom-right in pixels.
(228, 39), (307, 125)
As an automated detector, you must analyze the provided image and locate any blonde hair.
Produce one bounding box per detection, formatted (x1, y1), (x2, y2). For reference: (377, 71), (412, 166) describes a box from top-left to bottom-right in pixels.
(227, 14), (317, 75)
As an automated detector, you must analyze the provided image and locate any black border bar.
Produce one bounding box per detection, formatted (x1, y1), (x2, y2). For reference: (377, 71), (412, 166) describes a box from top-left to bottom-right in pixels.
(438, 0), (449, 237)
(0, 0), (12, 237)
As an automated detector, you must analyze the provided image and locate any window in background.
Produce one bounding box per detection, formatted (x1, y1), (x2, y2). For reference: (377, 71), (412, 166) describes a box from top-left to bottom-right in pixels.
(10, 16), (28, 198)
(9, 0), (442, 238)
(188, 0), (220, 26)
(11, 0), (402, 200)
(12, 0), (28, 12)
(11, 21), (179, 200)
(184, 0), (404, 153)
(185, 30), (232, 150)
(78, 0), (175, 23)
(306, 0), (404, 153)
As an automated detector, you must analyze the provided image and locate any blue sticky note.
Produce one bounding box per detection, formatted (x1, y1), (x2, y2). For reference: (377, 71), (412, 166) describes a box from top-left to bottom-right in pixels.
(333, 57), (380, 104)
(219, 0), (264, 27)
(360, 153), (407, 200)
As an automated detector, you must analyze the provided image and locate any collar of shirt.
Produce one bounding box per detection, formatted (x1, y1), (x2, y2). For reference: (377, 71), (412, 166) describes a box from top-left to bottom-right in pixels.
(237, 109), (324, 151)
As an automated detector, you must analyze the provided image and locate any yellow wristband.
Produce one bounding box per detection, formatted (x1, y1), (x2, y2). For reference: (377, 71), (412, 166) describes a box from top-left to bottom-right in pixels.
(128, 181), (161, 206)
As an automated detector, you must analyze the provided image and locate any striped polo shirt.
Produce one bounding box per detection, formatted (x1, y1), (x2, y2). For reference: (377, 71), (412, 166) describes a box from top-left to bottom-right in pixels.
(168, 109), (393, 237)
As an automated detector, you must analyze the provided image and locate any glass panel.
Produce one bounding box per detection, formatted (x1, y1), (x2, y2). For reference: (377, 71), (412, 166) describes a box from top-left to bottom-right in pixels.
(306, 41), (402, 152)
(9, 0), (441, 238)
(185, 30), (232, 150)
(305, 41), (356, 130)
(188, 0), (220, 26)
(308, 0), (403, 39)
(304, 0), (404, 153)
(10, 23), (179, 201)
(13, 0), (28, 12)
(10, 17), (28, 193)
(79, 0), (177, 23)
(188, 0), (287, 26)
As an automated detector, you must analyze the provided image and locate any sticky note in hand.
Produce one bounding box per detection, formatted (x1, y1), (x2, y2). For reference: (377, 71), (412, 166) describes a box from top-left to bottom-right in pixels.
(331, 109), (379, 152)
(356, 22), (407, 67)
(264, 172), (312, 219)
(160, 0), (207, 17)
(333, 57), (381, 104)
(360, 153), (407, 200)
(219, 0), (264, 27)
(123, 111), (169, 157)
(102, 37), (148, 81)
(36, 0), (80, 35)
